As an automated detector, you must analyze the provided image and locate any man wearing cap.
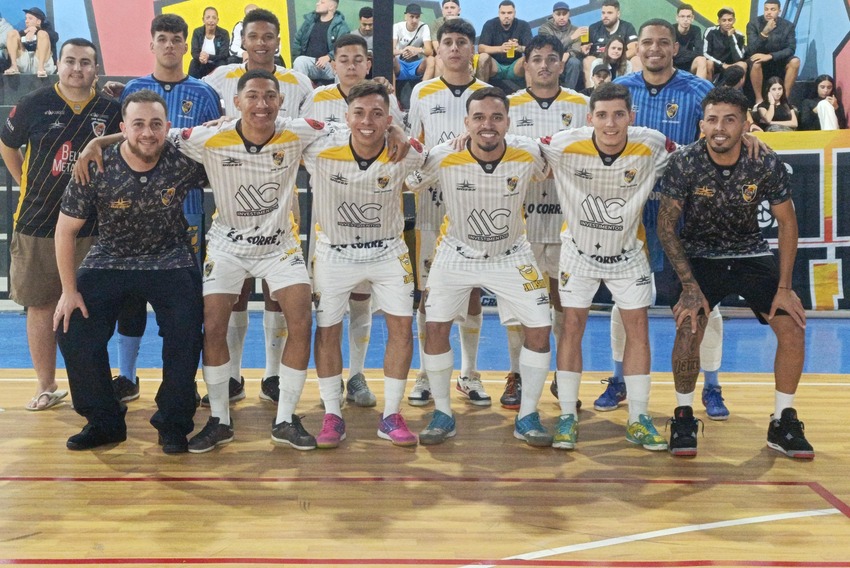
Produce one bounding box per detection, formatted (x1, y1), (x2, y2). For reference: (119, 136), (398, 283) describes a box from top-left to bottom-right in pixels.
(475, 0), (533, 87)
(538, 2), (589, 90)
(393, 3), (435, 83)
(703, 7), (747, 84)
(3, 7), (58, 77)
(581, 62), (610, 96)
(292, 0), (350, 83)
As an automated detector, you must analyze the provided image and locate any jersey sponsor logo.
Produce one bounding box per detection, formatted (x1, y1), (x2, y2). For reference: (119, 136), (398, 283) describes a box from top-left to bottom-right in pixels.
(110, 197), (131, 210)
(399, 252), (414, 284)
(536, 293), (550, 305)
(161, 187), (176, 206)
(518, 264), (546, 291)
(526, 202), (562, 215)
(49, 118), (65, 130)
(235, 182), (280, 216)
(624, 169), (637, 184)
(273, 150), (286, 166)
(561, 113), (573, 128)
(428, 186), (443, 208)
(506, 176), (518, 193)
(437, 130), (460, 143)
(516, 117), (534, 127)
(467, 208), (510, 242)
(457, 180), (476, 191)
(575, 168), (593, 179)
(694, 186), (715, 197)
(323, 113), (341, 123)
(337, 201), (382, 228)
(741, 184), (757, 202)
(580, 195), (625, 231)
(330, 172), (349, 185)
(377, 176), (390, 189)
(223, 157), (243, 167)
(51, 141), (78, 177)
(181, 100), (194, 114)
(430, 105), (447, 114)
(305, 118), (325, 130)
(636, 275), (652, 286)
(666, 102), (679, 119)
(91, 119), (106, 136)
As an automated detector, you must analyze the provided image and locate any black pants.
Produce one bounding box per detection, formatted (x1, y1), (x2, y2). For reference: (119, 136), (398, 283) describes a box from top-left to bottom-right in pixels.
(57, 267), (203, 438)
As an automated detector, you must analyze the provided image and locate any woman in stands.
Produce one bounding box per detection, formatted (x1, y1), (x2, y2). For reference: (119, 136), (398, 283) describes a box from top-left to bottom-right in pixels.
(800, 74), (846, 131)
(188, 6), (230, 78)
(590, 36), (631, 81)
(758, 76), (798, 131)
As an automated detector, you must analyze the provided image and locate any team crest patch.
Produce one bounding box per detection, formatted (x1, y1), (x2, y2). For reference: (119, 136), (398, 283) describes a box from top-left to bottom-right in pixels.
(273, 150), (286, 166)
(160, 187), (176, 206)
(624, 169), (637, 184)
(203, 260), (214, 278)
(399, 253), (414, 284)
(561, 113), (573, 128)
(506, 176), (519, 192)
(518, 265), (546, 292)
(92, 120), (106, 137)
(560, 271), (570, 288)
(741, 184), (758, 202)
(666, 102), (679, 119)
(377, 176), (390, 189)
(181, 100), (193, 114)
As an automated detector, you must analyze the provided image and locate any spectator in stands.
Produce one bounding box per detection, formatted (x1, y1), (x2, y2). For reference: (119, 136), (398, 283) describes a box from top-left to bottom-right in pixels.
(3, 7), (58, 77)
(350, 6), (374, 54)
(800, 74), (846, 131)
(589, 36), (631, 81)
(580, 62), (610, 96)
(292, 0), (350, 83)
(431, 0), (461, 77)
(0, 14), (14, 72)
(757, 76), (798, 131)
(475, 0), (533, 87)
(583, 0), (638, 87)
(189, 6), (230, 78)
(393, 3), (435, 83)
(538, 2), (589, 90)
(747, 0), (800, 107)
(704, 7), (747, 84)
(673, 4), (707, 79)
(718, 65), (763, 131)
(229, 4), (258, 63)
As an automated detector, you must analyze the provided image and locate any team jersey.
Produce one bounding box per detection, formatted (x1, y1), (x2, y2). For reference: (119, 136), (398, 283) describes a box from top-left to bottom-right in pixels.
(303, 130), (427, 262)
(61, 143), (206, 271)
(121, 74), (222, 128)
(203, 64), (313, 119)
(168, 117), (331, 259)
(301, 83), (407, 130)
(406, 76), (490, 231)
(541, 126), (674, 278)
(659, 139), (790, 259)
(1, 84), (121, 237)
(407, 135), (549, 269)
(508, 87), (589, 244)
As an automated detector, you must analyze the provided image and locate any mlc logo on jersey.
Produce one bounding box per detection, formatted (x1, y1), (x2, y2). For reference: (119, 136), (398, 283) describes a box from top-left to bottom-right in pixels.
(337, 202), (382, 228)
(666, 102), (679, 119)
(741, 184), (758, 202)
(467, 208), (510, 242)
(580, 195), (625, 231)
(235, 182), (280, 216)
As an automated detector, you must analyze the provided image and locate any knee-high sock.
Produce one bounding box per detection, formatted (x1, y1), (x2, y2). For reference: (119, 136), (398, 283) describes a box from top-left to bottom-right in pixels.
(459, 312), (481, 378)
(610, 305), (626, 380)
(555, 370), (581, 417)
(347, 297), (372, 377)
(552, 309), (564, 343)
(227, 310), (249, 380)
(117, 334), (142, 382)
(318, 375), (343, 417)
(517, 348), (551, 419)
(423, 350), (454, 416)
(701, 306), (723, 387)
(416, 311), (428, 376)
(506, 325), (523, 374)
(383, 377), (406, 417)
(263, 310), (287, 379)
(203, 362), (231, 425)
(624, 374), (651, 423)
(276, 365), (308, 424)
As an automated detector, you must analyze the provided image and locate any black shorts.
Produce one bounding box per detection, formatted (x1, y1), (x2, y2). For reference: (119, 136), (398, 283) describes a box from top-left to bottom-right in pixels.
(671, 255), (780, 324)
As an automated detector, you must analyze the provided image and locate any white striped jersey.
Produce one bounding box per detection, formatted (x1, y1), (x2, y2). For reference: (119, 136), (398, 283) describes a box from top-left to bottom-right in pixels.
(168, 117), (330, 259)
(303, 130), (426, 262)
(407, 135), (549, 269)
(508, 87), (589, 244)
(301, 83), (407, 130)
(406, 77), (491, 230)
(203, 64), (313, 119)
(541, 126), (674, 278)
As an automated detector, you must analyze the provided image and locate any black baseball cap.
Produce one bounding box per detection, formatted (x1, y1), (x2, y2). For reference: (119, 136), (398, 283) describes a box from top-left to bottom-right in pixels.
(405, 3), (422, 15)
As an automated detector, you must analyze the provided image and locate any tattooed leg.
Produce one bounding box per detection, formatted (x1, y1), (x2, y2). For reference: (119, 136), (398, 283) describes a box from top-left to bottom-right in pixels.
(672, 313), (708, 395)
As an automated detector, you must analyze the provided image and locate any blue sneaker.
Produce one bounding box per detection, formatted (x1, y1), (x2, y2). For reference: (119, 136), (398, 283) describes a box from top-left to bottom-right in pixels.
(419, 410), (456, 445)
(513, 412), (553, 447)
(702, 386), (730, 421)
(593, 377), (627, 411)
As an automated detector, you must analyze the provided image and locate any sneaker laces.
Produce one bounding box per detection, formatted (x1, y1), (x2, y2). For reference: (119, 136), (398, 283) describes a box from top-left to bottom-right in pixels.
(783, 415), (807, 438)
(290, 415), (310, 436)
(348, 374), (370, 394)
(382, 413), (407, 430)
(413, 375), (429, 391)
(504, 374), (519, 396)
(464, 375), (485, 392)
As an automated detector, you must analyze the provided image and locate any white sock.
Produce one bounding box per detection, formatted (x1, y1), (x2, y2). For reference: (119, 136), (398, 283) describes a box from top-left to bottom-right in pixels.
(318, 375), (343, 417)
(263, 310), (287, 379)
(347, 297), (372, 377)
(276, 365), (308, 424)
(227, 310), (249, 380)
(416, 311), (427, 375)
(423, 350), (454, 416)
(624, 374), (651, 423)
(506, 325), (523, 374)
(555, 370), (581, 417)
(459, 312), (481, 378)
(383, 377), (406, 417)
(610, 305), (626, 363)
(203, 362), (231, 425)
(517, 347), (551, 419)
(700, 306), (723, 373)
(675, 390), (696, 408)
(775, 390), (796, 418)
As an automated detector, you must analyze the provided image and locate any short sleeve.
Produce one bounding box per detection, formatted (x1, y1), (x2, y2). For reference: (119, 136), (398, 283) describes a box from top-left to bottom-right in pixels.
(0, 98), (33, 149)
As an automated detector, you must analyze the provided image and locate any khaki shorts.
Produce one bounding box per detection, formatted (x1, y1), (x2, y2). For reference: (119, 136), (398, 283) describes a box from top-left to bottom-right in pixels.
(10, 233), (94, 307)
(16, 51), (57, 74)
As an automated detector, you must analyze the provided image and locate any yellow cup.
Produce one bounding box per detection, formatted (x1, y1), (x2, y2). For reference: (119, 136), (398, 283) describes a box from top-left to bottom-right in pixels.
(580, 31), (590, 43)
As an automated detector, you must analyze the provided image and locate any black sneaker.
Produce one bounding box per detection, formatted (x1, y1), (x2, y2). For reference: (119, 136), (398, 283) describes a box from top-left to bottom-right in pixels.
(67, 424), (127, 451)
(499, 372), (522, 410)
(667, 405), (702, 457)
(767, 407), (815, 459)
(271, 415), (317, 450)
(112, 375), (140, 403)
(260, 375), (280, 403)
(188, 417), (234, 453)
(158, 433), (189, 455)
(200, 377), (246, 407)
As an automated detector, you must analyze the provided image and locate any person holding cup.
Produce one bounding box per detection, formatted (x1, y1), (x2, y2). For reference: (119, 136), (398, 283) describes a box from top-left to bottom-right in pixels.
(475, 0), (532, 88)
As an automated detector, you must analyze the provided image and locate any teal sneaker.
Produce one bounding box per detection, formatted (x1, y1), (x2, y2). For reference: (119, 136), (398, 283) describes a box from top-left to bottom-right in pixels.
(626, 414), (668, 451)
(513, 412), (553, 447)
(419, 410), (456, 445)
(552, 414), (578, 450)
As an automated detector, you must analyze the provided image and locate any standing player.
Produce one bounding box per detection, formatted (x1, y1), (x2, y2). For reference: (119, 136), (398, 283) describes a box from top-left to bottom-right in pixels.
(542, 83), (672, 451)
(500, 34), (588, 409)
(658, 86), (812, 459)
(0, 38), (121, 410)
(407, 87), (553, 447)
(303, 81), (425, 448)
(406, 18), (491, 408)
(204, 8), (315, 406)
(608, 19), (728, 421)
(104, 14), (222, 404)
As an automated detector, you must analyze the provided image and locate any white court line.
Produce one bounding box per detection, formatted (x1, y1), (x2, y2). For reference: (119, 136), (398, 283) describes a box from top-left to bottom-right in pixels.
(460, 508), (840, 568)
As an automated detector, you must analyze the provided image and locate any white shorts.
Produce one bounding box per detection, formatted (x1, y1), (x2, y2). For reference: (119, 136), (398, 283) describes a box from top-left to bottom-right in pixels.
(425, 263), (551, 328)
(203, 246), (310, 298)
(17, 52), (57, 74)
(558, 271), (652, 309)
(313, 253), (415, 326)
(530, 242), (561, 280)
(415, 229), (438, 290)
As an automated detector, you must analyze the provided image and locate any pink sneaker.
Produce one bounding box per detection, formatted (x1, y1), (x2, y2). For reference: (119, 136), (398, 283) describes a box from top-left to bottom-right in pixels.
(316, 413), (346, 449)
(377, 413), (418, 447)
